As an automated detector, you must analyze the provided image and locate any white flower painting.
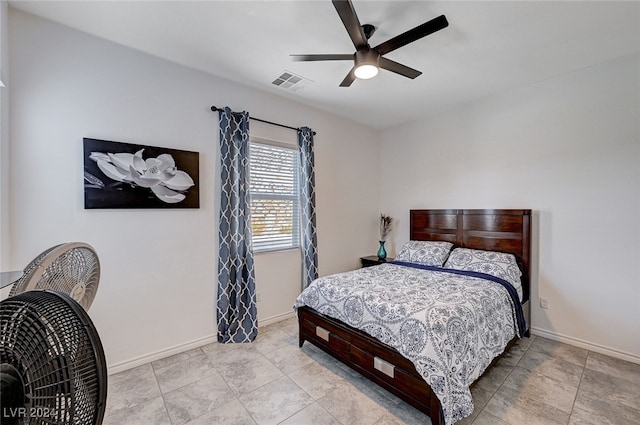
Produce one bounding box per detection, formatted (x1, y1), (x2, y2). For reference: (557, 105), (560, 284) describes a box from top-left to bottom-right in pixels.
(84, 138), (199, 209)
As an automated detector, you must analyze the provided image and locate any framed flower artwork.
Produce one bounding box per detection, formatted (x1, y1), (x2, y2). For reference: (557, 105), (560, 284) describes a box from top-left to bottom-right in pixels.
(83, 138), (199, 209)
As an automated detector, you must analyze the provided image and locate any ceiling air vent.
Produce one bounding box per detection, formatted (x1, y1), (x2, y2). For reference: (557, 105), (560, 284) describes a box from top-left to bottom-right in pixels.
(272, 71), (313, 92)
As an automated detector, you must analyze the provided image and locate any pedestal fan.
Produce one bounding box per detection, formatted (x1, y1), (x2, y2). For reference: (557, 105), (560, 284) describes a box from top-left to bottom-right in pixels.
(0, 290), (107, 424)
(9, 242), (100, 311)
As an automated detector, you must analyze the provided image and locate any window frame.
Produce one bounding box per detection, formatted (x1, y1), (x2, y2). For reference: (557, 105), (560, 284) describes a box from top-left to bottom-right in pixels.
(248, 137), (301, 254)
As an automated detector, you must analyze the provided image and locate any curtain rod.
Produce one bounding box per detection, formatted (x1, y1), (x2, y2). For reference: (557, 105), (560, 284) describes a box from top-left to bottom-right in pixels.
(210, 106), (316, 136)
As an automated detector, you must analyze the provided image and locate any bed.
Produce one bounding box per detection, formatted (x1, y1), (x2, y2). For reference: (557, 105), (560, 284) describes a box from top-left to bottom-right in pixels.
(295, 209), (531, 425)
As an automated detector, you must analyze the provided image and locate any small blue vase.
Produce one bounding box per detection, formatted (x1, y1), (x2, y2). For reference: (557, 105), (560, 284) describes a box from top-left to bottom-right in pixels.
(377, 241), (387, 260)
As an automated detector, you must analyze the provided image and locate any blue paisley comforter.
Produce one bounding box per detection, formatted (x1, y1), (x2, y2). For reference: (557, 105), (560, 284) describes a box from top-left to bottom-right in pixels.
(293, 262), (524, 425)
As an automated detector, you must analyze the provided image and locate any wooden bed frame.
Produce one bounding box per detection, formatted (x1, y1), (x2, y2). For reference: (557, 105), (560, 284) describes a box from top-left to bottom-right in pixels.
(298, 209), (532, 425)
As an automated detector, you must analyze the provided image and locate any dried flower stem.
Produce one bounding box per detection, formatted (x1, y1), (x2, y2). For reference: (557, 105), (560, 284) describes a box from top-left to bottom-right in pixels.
(379, 214), (393, 241)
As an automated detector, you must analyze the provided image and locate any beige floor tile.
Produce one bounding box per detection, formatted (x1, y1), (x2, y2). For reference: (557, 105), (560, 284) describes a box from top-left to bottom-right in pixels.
(456, 386), (494, 425)
(278, 403), (341, 425)
(502, 365), (579, 413)
(474, 359), (515, 393)
(529, 337), (588, 367)
(152, 347), (206, 370)
(278, 317), (299, 337)
(183, 398), (257, 425)
(484, 385), (571, 425)
(163, 372), (236, 425)
(104, 363), (162, 418)
(239, 376), (314, 425)
(570, 402), (640, 425)
(153, 348), (217, 394)
(288, 360), (350, 399)
(102, 396), (171, 425)
(216, 351), (284, 395)
(516, 348), (584, 387)
(201, 341), (261, 366)
(253, 328), (295, 355)
(585, 351), (640, 386)
(568, 413), (597, 425)
(376, 399), (432, 425)
(572, 367), (640, 425)
(263, 342), (316, 374)
(471, 410), (512, 425)
(317, 384), (391, 425)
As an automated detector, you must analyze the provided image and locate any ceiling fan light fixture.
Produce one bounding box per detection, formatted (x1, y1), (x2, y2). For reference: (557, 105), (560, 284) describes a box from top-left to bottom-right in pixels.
(354, 50), (379, 80)
(354, 64), (378, 79)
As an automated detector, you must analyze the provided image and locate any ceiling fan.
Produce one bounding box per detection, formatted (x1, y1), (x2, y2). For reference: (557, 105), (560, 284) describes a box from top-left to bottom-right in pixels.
(291, 0), (448, 87)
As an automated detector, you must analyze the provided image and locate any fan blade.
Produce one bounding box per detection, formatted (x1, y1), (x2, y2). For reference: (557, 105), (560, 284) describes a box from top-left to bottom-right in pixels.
(291, 54), (353, 62)
(332, 0), (368, 49)
(379, 57), (422, 79)
(339, 68), (357, 87)
(374, 15), (448, 56)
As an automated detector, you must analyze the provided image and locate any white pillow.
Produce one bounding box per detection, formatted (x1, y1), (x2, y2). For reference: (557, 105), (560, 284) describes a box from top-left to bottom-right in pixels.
(444, 248), (523, 299)
(395, 240), (453, 267)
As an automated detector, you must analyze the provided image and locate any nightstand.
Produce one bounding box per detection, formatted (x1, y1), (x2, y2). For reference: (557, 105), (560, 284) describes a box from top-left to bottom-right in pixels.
(360, 256), (393, 268)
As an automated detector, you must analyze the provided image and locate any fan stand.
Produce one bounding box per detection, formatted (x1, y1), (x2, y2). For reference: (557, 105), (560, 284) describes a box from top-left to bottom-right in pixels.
(0, 364), (27, 425)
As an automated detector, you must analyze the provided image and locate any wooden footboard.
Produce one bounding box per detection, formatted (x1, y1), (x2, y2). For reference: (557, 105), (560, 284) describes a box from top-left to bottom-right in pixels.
(298, 306), (444, 425)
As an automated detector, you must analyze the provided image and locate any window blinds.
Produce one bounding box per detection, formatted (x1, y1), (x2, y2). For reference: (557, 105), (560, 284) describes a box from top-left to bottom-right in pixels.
(249, 142), (300, 252)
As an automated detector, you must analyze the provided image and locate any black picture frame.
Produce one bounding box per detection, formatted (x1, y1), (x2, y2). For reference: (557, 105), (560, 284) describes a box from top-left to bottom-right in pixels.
(83, 138), (200, 209)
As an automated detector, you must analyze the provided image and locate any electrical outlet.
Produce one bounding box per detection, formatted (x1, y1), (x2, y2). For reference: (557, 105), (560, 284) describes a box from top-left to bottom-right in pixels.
(540, 297), (549, 309)
(256, 292), (262, 302)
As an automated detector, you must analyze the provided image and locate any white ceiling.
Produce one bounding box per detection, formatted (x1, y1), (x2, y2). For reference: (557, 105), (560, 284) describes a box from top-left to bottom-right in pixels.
(9, 1), (640, 129)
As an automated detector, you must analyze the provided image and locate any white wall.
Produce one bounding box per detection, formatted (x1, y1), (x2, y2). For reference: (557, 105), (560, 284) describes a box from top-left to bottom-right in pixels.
(0, 0), (9, 272)
(379, 53), (640, 362)
(6, 9), (380, 372)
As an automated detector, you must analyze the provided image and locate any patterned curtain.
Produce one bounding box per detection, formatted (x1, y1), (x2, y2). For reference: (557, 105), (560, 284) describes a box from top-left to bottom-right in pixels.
(217, 107), (258, 343)
(298, 127), (318, 289)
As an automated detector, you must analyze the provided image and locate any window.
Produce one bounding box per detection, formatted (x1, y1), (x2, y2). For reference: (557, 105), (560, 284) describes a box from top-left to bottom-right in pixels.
(249, 141), (300, 252)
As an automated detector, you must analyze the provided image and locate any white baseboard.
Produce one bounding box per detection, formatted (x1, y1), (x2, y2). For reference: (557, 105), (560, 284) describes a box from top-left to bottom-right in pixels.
(108, 313), (296, 375)
(531, 327), (640, 364)
(259, 310), (296, 327)
(107, 334), (217, 375)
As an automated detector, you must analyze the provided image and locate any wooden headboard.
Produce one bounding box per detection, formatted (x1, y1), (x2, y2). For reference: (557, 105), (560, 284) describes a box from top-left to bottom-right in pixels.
(410, 209), (532, 302)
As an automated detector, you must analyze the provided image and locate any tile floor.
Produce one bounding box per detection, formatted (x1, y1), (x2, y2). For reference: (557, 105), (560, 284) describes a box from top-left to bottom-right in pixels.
(104, 317), (640, 425)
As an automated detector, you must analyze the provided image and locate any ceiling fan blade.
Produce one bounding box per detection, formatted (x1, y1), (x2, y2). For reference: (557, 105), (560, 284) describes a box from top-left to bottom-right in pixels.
(332, 0), (368, 49)
(291, 54), (353, 62)
(379, 57), (422, 79)
(374, 15), (448, 56)
(339, 68), (357, 87)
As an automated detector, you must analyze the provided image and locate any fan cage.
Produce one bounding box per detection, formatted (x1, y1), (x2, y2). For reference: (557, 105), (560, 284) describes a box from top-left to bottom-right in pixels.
(9, 243), (100, 311)
(0, 290), (107, 425)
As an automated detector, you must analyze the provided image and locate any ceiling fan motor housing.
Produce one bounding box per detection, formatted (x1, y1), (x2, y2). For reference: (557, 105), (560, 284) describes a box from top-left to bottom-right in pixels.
(355, 49), (379, 65)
